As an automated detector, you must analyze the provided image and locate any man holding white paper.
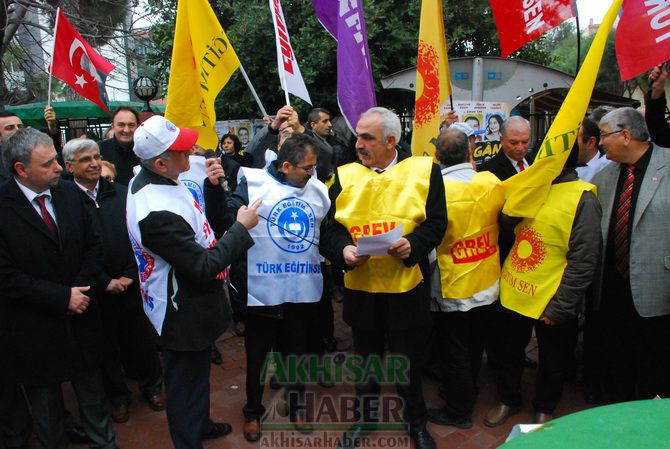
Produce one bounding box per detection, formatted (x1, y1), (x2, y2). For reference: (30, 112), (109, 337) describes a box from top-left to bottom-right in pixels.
(323, 107), (446, 449)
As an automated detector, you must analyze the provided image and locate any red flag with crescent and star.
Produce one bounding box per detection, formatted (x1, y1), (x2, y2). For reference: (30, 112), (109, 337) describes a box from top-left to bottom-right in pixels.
(50, 10), (115, 111)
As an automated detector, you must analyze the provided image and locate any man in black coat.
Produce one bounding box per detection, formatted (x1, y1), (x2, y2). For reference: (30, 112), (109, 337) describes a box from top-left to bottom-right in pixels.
(322, 107), (446, 449)
(0, 128), (117, 449)
(63, 138), (165, 424)
(98, 107), (140, 186)
(126, 115), (260, 449)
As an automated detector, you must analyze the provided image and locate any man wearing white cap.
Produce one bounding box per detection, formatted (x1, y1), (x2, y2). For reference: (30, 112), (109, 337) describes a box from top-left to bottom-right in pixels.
(125, 115), (260, 449)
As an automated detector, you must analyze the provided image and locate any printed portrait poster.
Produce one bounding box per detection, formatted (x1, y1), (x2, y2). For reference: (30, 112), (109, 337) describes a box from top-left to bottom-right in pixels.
(448, 101), (512, 166)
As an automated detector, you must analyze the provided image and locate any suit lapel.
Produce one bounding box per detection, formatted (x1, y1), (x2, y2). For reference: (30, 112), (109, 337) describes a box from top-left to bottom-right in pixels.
(597, 163), (619, 243)
(5, 179), (60, 244)
(633, 148), (665, 230)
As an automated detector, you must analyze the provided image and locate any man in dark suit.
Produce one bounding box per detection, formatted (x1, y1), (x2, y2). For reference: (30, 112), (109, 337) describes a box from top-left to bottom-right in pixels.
(0, 128), (117, 449)
(593, 107), (670, 402)
(323, 107), (446, 449)
(479, 116), (531, 182)
(63, 138), (165, 424)
(99, 107), (140, 186)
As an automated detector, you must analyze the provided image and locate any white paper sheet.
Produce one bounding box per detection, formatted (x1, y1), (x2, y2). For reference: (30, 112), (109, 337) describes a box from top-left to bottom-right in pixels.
(355, 225), (404, 257)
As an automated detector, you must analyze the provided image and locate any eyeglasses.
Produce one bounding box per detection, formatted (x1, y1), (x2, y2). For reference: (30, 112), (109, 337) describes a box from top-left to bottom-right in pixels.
(73, 154), (102, 163)
(296, 164), (317, 173)
(600, 129), (624, 138)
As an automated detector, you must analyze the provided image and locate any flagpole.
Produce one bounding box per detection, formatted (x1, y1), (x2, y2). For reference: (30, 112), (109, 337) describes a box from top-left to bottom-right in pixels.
(239, 63), (268, 117)
(575, 14), (581, 76)
(47, 7), (61, 107)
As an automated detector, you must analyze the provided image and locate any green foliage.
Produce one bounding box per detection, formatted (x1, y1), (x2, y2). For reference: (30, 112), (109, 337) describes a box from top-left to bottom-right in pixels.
(144, 0), (554, 118)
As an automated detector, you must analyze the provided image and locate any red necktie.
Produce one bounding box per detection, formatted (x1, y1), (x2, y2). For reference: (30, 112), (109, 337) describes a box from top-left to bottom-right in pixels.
(517, 160), (525, 172)
(614, 165), (635, 278)
(35, 195), (59, 239)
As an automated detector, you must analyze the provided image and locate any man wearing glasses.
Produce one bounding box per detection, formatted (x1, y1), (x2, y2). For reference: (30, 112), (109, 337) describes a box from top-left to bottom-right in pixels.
(204, 133), (331, 442)
(592, 107), (670, 403)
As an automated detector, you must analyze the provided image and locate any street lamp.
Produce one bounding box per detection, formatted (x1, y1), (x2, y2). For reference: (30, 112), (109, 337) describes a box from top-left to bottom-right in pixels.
(133, 76), (158, 112)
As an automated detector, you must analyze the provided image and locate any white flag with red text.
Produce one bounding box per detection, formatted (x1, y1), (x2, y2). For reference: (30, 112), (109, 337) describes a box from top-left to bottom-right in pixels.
(269, 0), (312, 104)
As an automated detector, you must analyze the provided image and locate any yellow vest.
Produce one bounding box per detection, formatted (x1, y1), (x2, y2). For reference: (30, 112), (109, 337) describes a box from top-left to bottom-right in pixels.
(437, 172), (505, 299)
(500, 180), (596, 319)
(335, 157), (433, 293)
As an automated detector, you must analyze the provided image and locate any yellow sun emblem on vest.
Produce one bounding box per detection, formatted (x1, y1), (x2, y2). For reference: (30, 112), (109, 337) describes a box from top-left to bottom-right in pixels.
(510, 226), (547, 273)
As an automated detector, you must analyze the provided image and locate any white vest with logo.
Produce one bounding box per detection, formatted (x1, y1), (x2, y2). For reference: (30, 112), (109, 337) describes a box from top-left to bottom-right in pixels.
(243, 168), (330, 306)
(126, 172), (220, 334)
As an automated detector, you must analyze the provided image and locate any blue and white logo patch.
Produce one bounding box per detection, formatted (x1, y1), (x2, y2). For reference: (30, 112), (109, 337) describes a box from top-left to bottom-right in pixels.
(181, 179), (205, 211)
(267, 196), (316, 253)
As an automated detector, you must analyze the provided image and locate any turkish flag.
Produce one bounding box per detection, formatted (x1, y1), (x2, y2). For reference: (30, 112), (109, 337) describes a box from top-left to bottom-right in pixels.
(490, 0), (576, 58)
(50, 10), (115, 111)
(616, 0), (670, 81)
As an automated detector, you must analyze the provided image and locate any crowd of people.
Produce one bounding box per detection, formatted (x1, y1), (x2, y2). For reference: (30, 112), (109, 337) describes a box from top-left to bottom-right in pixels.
(0, 63), (669, 449)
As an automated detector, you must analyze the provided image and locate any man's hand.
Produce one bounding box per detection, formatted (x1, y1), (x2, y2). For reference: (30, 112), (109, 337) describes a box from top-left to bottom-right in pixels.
(68, 286), (91, 314)
(44, 106), (58, 134)
(237, 199), (261, 230)
(118, 277), (134, 288)
(343, 245), (369, 267)
(271, 105), (294, 131)
(443, 110), (458, 127)
(205, 157), (225, 186)
(540, 316), (556, 326)
(105, 279), (126, 295)
(649, 63), (669, 100)
(388, 237), (411, 259)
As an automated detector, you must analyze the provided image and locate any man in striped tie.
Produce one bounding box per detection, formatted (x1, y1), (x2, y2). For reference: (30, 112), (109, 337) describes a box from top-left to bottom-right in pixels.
(593, 107), (670, 403)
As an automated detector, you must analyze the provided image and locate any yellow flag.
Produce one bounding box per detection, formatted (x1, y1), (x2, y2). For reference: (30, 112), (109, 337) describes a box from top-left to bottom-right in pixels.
(165, 0), (240, 149)
(411, 0), (452, 158)
(502, 0), (622, 217)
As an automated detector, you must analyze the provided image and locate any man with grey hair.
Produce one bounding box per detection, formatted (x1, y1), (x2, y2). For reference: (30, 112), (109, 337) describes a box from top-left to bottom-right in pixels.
(63, 138), (165, 423)
(479, 116), (532, 181)
(428, 128), (505, 429)
(323, 107), (446, 449)
(0, 128), (118, 449)
(592, 107), (670, 403)
(126, 115), (259, 449)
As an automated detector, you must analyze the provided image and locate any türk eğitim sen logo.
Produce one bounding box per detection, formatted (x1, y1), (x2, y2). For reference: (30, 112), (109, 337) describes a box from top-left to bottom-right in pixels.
(267, 197), (316, 254)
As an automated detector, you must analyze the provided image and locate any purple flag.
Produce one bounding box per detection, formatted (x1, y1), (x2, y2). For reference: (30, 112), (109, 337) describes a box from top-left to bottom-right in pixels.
(313, 0), (377, 130)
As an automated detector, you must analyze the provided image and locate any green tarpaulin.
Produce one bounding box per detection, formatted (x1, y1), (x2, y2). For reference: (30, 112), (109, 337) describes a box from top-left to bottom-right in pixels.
(4, 101), (165, 126)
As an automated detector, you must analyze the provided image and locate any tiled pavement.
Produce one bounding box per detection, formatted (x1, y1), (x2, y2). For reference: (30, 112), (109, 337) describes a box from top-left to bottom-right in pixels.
(64, 302), (593, 449)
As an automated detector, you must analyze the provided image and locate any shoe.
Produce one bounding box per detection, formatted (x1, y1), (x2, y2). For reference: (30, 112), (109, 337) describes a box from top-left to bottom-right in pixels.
(534, 412), (553, 424)
(66, 423), (91, 444)
(484, 402), (520, 427)
(202, 422), (232, 439)
(269, 374), (281, 390)
(111, 404), (129, 423)
(410, 426), (436, 449)
(427, 408), (473, 429)
(234, 321), (246, 337)
(290, 413), (314, 434)
(211, 346), (223, 365)
(144, 392), (166, 411)
(335, 425), (373, 449)
(243, 419), (261, 442)
(324, 337), (337, 352)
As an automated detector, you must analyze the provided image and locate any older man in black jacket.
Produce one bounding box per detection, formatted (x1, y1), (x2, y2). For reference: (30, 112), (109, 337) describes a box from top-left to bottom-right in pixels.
(126, 116), (259, 449)
(323, 107), (446, 449)
(0, 128), (117, 449)
(63, 138), (165, 424)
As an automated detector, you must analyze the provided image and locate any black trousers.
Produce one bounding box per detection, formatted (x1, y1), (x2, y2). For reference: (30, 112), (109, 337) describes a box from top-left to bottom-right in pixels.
(163, 346), (220, 449)
(497, 309), (573, 414)
(23, 369), (116, 449)
(598, 284), (670, 403)
(351, 326), (430, 429)
(243, 303), (314, 420)
(100, 290), (162, 407)
(432, 303), (493, 420)
(0, 384), (30, 449)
